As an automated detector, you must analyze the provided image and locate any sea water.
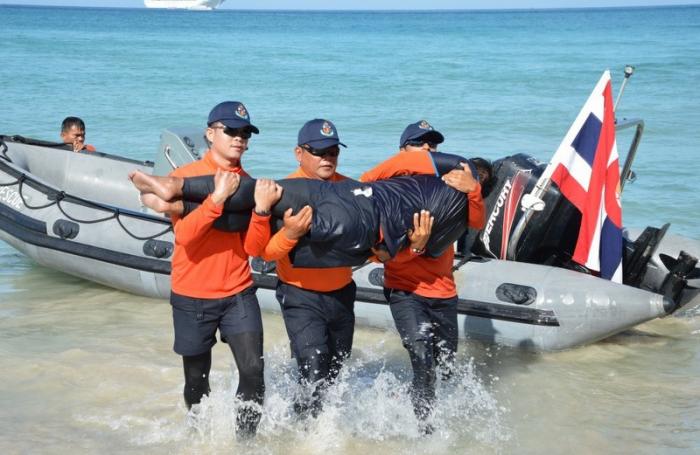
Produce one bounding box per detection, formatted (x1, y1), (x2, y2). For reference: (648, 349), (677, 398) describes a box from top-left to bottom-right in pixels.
(1, 5), (699, 453)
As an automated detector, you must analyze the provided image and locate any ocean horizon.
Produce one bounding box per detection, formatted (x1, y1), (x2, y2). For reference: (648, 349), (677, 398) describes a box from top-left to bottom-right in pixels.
(2, 3), (700, 10)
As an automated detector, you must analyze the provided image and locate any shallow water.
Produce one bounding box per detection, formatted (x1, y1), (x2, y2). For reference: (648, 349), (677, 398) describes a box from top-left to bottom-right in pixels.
(2, 5), (700, 453)
(2, 240), (700, 453)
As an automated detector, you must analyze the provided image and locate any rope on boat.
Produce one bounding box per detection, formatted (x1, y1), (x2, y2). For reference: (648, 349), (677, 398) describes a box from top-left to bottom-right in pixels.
(3, 135), (69, 149)
(0, 137), (11, 163)
(52, 192), (172, 239)
(52, 192), (118, 224)
(114, 213), (173, 241)
(0, 165), (172, 241)
(17, 177), (58, 210)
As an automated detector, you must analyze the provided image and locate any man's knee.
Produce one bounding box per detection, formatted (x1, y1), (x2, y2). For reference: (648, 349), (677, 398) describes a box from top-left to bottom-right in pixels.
(241, 353), (265, 380)
(297, 352), (330, 383)
(404, 337), (433, 365)
(237, 352), (265, 404)
(182, 351), (212, 408)
(226, 331), (265, 387)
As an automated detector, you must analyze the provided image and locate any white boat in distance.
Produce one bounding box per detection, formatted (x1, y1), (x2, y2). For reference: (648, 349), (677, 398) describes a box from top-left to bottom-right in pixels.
(144, 0), (225, 10)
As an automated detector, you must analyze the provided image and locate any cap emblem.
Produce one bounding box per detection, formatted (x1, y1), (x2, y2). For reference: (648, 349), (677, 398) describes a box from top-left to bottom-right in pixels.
(419, 120), (432, 130)
(236, 104), (249, 120)
(320, 121), (334, 137)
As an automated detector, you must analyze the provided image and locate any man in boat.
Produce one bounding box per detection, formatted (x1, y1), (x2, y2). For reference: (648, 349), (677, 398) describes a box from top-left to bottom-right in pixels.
(60, 116), (96, 152)
(359, 120), (487, 434)
(158, 101), (280, 439)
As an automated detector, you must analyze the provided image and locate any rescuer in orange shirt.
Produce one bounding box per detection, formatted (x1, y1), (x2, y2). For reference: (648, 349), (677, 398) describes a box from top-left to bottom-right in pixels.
(360, 120), (488, 434)
(154, 101), (283, 440)
(244, 119), (357, 419)
(60, 116), (96, 152)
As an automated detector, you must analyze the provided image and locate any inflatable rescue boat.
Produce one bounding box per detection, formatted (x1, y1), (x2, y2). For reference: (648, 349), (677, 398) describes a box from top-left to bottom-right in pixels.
(1, 119), (697, 352)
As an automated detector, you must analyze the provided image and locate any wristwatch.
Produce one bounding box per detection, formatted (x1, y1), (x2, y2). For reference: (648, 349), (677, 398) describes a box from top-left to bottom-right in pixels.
(254, 208), (271, 216)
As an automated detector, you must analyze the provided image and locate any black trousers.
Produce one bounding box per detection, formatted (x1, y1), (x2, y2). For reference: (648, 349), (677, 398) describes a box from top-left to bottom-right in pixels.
(171, 289), (265, 437)
(276, 280), (356, 363)
(180, 174), (468, 267)
(183, 176), (380, 267)
(386, 289), (458, 422)
(276, 280), (356, 417)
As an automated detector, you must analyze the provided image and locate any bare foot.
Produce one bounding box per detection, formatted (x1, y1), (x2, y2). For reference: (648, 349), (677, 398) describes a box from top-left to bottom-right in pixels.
(129, 170), (182, 201)
(140, 193), (184, 215)
(129, 170), (156, 193)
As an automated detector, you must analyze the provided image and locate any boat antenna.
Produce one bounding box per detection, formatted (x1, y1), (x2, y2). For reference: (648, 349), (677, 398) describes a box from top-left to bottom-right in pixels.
(614, 65), (635, 112)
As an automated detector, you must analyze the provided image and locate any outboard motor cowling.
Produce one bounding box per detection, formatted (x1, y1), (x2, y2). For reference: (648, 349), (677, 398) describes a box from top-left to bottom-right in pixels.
(470, 153), (581, 266)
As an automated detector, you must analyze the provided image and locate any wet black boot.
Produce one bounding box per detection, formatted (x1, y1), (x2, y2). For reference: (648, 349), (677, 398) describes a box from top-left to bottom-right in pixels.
(294, 353), (330, 419)
(407, 341), (436, 435)
(236, 404), (261, 440)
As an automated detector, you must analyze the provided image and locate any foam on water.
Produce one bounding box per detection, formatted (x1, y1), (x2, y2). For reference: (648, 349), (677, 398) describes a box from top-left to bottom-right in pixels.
(70, 340), (509, 453)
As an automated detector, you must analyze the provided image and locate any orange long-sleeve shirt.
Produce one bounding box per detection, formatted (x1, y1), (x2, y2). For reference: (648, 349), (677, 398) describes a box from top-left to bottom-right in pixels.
(169, 151), (254, 299)
(360, 150), (485, 299)
(244, 167), (353, 292)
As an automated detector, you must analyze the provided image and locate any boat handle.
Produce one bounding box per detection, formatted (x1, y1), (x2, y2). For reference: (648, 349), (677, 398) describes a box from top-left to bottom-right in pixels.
(163, 145), (178, 169)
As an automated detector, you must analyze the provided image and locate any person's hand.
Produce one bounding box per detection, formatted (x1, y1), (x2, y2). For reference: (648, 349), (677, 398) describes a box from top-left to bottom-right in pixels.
(442, 162), (478, 193)
(211, 169), (241, 205)
(407, 210), (434, 253)
(371, 246), (392, 263)
(282, 205), (313, 240)
(254, 178), (283, 214)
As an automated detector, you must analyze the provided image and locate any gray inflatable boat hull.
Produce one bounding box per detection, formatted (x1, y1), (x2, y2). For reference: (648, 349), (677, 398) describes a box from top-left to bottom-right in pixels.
(0, 136), (697, 351)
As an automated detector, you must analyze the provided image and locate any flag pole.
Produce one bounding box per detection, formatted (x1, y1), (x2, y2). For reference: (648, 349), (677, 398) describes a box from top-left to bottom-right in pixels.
(614, 65), (635, 112)
(614, 65), (642, 192)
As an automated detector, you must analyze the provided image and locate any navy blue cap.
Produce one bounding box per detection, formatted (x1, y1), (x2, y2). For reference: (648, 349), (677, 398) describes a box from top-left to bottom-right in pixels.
(297, 119), (346, 149)
(399, 120), (444, 148)
(207, 101), (259, 134)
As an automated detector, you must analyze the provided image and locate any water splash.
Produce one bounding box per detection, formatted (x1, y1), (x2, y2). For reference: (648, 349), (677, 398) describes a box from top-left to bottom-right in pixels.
(75, 338), (510, 452)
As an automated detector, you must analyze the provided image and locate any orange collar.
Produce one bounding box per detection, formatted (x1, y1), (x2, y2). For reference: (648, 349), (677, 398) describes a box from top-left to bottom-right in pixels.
(203, 150), (243, 174)
(290, 166), (345, 181)
(292, 166), (320, 179)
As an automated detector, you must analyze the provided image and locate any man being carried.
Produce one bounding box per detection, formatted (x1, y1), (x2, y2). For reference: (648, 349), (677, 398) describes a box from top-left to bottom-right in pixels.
(129, 153), (484, 268)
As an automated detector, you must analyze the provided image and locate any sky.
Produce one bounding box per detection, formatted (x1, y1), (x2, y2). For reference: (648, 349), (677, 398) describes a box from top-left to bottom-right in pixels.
(0, 0), (697, 9)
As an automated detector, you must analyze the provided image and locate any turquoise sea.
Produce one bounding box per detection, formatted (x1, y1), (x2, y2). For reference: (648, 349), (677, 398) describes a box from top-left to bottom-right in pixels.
(2, 5), (699, 238)
(1, 5), (700, 453)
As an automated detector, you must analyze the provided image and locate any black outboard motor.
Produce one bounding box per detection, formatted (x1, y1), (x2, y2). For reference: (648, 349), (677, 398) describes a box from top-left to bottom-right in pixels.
(624, 223), (699, 309)
(467, 153), (584, 269)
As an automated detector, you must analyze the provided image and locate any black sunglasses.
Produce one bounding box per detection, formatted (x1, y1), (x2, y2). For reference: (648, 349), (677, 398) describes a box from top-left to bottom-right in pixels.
(211, 125), (252, 140)
(403, 139), (438, 149)
(302, 144), (340, 157)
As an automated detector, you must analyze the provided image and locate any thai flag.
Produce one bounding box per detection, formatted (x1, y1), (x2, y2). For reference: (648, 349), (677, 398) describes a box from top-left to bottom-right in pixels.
(547, 71), (623, 282)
